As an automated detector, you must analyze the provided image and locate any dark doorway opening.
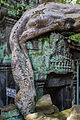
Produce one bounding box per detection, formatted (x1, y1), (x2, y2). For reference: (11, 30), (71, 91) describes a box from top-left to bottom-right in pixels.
(44, 72), (73, 111)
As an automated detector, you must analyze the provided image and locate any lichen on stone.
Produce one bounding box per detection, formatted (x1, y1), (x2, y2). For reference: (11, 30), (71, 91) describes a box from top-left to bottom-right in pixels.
(0, 44), (11, 64)
(48, 108), (71, 120)
(26, 32), (74, 80)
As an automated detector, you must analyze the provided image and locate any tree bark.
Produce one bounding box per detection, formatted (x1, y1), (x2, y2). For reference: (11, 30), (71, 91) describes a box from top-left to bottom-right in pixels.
(10, 2), (80, 116)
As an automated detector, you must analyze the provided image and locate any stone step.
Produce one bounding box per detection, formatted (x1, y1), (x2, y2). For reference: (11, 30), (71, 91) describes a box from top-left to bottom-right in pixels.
(67, 105), (80, 120)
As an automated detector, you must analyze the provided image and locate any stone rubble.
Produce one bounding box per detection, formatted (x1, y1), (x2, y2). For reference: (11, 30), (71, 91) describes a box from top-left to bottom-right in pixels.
(1, 104), (24, 120)
(1, 97), (80, 120)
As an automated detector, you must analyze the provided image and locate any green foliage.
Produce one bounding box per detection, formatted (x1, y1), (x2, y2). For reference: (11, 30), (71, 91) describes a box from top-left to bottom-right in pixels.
(69, 33), (80, 43)
(59, 0), (66, 3)
(59, 0), (80, 4)
(0, 0), (35, 18)
(76, 0), (80, 4)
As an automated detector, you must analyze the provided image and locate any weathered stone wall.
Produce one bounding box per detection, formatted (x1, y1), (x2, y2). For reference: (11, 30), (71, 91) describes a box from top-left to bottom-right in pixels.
(0, 17), (17, 107)
(1, 17), (74, 102)
(0, 17), (16, 64)
(1, 104), (24, 120)
(1, 2), (80, 114)
(26, 32), (74, 100)
(26, 33), (73, 75)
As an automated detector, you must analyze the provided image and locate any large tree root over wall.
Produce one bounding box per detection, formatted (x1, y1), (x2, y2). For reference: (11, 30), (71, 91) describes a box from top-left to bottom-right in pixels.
(9, 2), (80, 116)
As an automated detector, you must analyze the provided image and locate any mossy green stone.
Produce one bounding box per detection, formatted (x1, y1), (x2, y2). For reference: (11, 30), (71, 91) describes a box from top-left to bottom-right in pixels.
(7, 116), (23, 120)
(0, 44), (7, 60)
(1, 105), (24, 120)
(3, 54), (11, 64)
(0, 44), (11, 63)
(1, 109), (20, 119)
(26, 33), (73, 75)
(48, 109), (71, 120)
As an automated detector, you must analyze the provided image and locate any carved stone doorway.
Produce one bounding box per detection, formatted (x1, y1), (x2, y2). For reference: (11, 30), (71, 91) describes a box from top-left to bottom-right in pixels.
(44, 72), (73, 111)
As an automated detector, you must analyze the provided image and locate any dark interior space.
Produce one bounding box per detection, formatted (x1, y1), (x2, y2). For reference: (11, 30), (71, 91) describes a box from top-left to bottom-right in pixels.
(44, 72), (73, 111)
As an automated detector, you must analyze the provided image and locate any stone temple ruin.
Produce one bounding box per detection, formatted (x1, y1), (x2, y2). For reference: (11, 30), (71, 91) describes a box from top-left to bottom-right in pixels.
(1, 1), (80, 116)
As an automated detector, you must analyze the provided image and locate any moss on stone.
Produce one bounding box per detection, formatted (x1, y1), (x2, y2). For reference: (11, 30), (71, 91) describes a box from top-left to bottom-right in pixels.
(0, 44), (11, 64)
(1, 105), (19, 118)
(0, 44), (7, 60)
(3, 54), (11, 64)
(1, 104), (24, 120)
(26, 32), (73, 78)
(48, 108), (71, 120)
(25, 108), (71, 120)
(1, 104), (17, 112)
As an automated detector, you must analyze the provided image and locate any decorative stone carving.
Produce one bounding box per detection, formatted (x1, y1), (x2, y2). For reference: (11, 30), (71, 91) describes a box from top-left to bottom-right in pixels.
(10, 2), (80, 116)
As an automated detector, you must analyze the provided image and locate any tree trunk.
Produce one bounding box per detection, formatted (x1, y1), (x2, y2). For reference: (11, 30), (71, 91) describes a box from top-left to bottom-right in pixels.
(10, 2), (80, 116)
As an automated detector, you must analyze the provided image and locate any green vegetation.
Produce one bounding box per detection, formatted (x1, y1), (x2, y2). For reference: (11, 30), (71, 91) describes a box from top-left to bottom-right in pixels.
(1, 0), (80, 18)
(69, 33), (80, 44)
(0, 0), (35, 18)
(0, 0), (80, 18)
(59, 0), (80, 4)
